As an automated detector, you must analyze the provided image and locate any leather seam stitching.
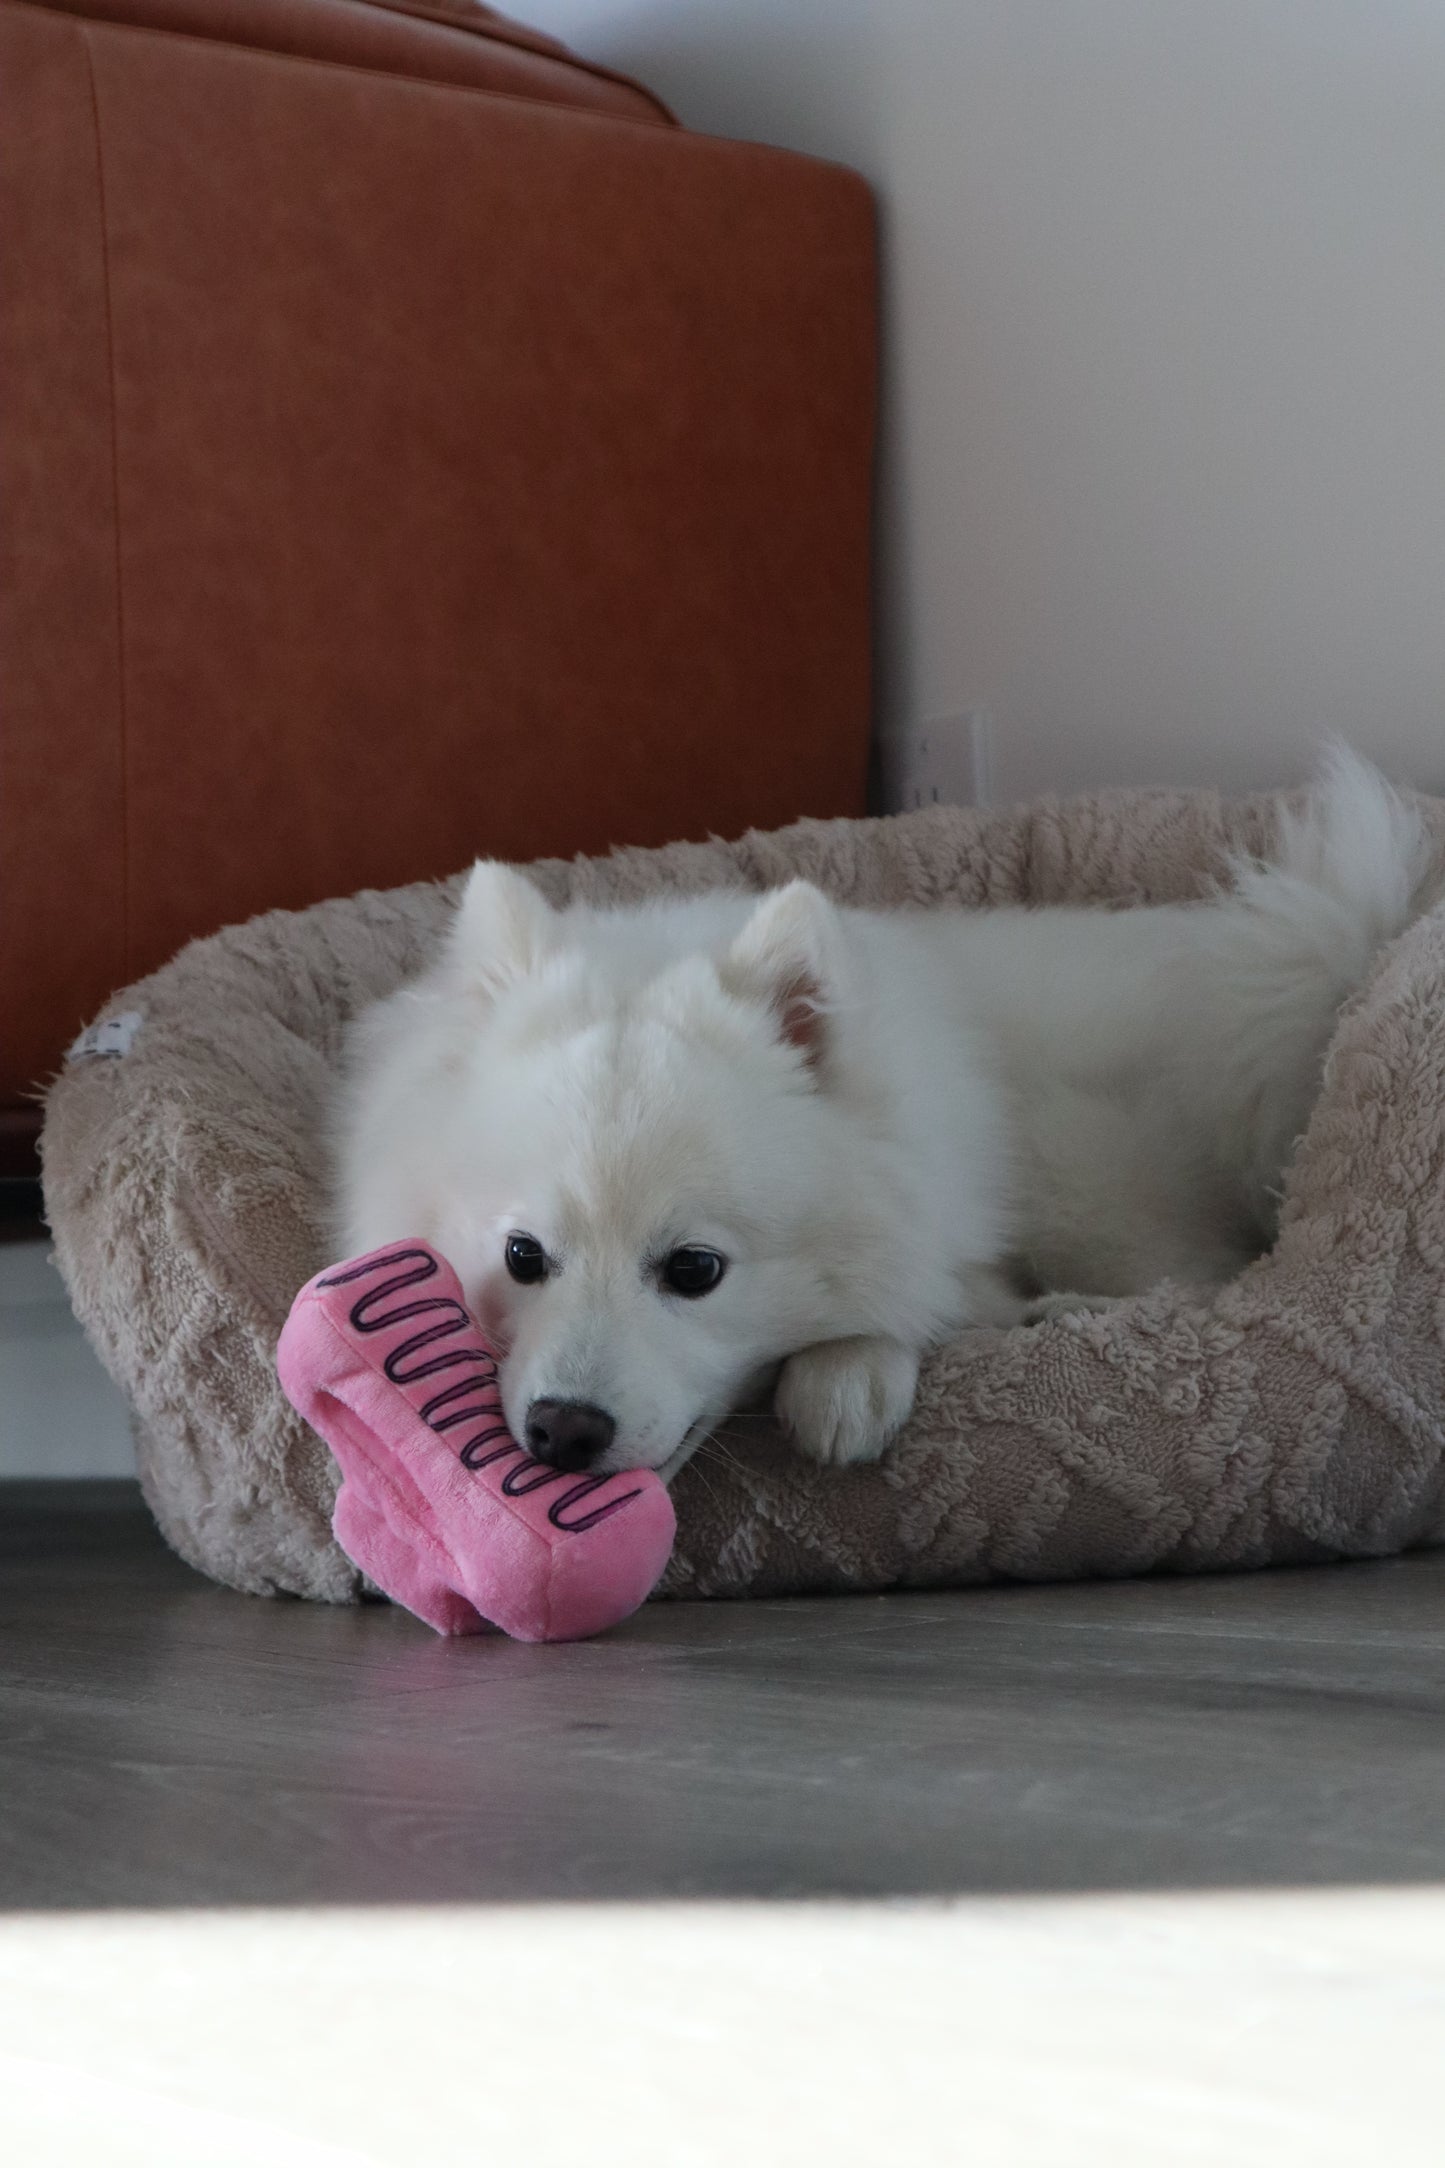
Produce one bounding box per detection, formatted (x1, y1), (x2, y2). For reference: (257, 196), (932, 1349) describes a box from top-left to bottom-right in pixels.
(12, 0), (682, 136)
(344, 0), (677, 124)
(4, 2), (873, 186)
(80, 22), (132, 984)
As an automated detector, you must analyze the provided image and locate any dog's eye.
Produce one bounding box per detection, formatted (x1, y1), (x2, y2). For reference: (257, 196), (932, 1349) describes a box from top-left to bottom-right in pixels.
(504, 1233), (548, 1285)
(661, 1247), (727, 1298)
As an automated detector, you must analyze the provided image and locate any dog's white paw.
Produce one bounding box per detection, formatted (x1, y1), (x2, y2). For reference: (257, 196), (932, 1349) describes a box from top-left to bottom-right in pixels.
(775, 1336), (920, 1467)
(1021, 1290), (1124, 1325)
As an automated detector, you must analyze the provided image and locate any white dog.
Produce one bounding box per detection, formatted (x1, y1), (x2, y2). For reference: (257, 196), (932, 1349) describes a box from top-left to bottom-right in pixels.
(334, 748), (1426, 1480)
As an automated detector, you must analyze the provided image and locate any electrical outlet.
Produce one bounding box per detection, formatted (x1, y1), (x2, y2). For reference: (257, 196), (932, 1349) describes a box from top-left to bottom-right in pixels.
(883, 709), (994, 813)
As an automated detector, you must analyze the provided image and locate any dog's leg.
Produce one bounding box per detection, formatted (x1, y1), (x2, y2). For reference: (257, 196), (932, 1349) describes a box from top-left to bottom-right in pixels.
(774, 1335), (920, 1467)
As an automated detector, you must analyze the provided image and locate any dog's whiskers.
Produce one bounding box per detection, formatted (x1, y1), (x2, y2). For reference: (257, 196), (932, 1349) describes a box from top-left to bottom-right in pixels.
(678, 1448), (726, 1511)
(692, 1429), (756, 1486)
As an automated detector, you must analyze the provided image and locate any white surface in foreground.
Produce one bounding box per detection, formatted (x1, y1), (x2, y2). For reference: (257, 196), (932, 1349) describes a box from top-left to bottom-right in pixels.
(0, 1889), (1441, 2164)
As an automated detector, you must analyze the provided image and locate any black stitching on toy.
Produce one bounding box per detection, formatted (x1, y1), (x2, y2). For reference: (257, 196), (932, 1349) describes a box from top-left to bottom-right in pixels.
(500, 1460), (571, 1497)
(320, 1248), (644, 1532)
(460, 1437), (524, 1474)
(430, 1400), (497, 1433)
(421, 1368), (500, 1425)
(547, 1477), (644, 1532)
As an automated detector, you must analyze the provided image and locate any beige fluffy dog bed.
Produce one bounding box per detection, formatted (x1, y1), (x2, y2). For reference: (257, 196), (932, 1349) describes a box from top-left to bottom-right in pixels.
(41, 787), (1445, 1605)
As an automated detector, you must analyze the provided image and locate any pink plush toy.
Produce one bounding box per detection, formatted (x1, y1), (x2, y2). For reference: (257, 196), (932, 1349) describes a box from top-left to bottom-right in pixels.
(277, 1243), (676, 1642)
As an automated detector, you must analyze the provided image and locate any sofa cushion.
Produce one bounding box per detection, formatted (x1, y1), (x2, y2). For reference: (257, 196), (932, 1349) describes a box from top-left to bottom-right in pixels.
(26, 0), (676, 120)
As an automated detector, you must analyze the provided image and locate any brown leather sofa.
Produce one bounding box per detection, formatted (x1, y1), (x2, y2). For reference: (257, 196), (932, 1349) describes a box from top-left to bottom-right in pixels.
(1, 0), (877, 1172)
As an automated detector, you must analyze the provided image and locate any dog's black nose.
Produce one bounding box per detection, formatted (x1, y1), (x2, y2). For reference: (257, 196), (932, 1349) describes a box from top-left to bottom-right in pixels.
(524, 1398), (617, 1472)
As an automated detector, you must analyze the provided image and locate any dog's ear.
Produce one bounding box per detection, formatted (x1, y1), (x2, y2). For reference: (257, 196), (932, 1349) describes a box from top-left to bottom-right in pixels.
(718, 881), (841, 1071)
(445, 862), (555, 997)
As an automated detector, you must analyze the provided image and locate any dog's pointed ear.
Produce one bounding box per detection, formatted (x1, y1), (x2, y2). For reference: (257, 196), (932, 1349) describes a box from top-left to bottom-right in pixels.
(445, 862), (555, 997)
(718, 881), (841, 1071)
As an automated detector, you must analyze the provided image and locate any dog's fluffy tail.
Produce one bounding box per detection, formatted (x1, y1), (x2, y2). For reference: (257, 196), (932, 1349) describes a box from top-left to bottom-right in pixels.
(1181, 746), (1431, 1200)
(1258, 741), (1430, 950)
(1223, 743), (1430, 989)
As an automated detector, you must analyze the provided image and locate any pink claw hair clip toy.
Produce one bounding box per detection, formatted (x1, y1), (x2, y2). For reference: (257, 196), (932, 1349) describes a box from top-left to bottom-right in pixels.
(277, 1243), (676, 1643)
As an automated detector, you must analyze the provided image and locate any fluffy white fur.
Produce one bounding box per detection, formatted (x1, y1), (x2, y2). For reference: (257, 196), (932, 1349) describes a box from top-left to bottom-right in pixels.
(334, 748), (1427, 1478)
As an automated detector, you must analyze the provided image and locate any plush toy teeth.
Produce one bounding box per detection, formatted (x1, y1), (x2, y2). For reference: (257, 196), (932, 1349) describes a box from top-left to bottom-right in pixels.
(277, 1243), (677, 1643)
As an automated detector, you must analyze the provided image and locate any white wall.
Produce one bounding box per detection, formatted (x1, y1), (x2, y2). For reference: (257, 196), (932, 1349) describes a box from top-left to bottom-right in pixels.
(530, 1), (1445, 804)
(0, 1244), (135, 1476)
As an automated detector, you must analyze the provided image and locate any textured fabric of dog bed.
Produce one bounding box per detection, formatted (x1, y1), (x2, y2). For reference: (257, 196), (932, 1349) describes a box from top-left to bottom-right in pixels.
(41, 787), (1445, 1605)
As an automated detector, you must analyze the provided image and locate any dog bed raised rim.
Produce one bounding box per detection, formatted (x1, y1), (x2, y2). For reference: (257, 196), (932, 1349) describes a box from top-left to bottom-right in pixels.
(40, 785), (1445, 1605)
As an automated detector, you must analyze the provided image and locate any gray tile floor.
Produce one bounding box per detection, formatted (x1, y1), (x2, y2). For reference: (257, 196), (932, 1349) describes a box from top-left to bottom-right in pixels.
(4, 1224), (1445, 1918)
(5, 1478), (1445, 1914)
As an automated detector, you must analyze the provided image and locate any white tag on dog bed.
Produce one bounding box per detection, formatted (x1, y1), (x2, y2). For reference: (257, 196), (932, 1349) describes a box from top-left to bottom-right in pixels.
(67, 1010), (145, 1064)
